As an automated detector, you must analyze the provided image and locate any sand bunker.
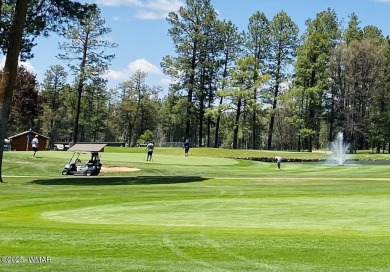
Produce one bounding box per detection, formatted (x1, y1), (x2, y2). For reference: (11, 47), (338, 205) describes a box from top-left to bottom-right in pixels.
(101, 166), (140, 173)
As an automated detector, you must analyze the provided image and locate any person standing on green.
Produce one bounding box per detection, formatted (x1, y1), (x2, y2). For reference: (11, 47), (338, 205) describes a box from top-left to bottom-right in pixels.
(275, 156), (282, 170)
(146, 141), (154, 161)
(183, 139), (190, 158)
(31, 135), (39, 158)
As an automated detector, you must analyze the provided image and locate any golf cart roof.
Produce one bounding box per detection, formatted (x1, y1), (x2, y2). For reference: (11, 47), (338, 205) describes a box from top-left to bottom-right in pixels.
(68, 144), (107, 153)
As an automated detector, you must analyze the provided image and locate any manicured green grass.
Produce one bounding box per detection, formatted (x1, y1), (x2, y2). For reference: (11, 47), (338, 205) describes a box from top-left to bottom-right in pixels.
(1, 149), (390, 271)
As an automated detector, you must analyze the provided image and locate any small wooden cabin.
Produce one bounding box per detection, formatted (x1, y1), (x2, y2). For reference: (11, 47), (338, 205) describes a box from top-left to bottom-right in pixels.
(8, 131), (49, 151)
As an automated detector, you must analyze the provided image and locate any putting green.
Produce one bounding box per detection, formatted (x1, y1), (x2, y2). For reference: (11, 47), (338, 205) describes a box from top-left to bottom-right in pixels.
(42, 195), (390, 232)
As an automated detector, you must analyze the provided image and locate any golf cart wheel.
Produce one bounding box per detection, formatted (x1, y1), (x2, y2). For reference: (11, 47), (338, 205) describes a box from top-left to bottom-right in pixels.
(62, 169), (69, 175)
(85, 170), (92, 176)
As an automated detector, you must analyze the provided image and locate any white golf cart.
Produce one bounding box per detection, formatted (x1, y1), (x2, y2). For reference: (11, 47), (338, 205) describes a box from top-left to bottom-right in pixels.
(61, 144), (107, 176)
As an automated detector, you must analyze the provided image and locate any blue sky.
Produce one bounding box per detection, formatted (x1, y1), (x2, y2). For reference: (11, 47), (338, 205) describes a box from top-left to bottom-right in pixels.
(2, 0), (390, 92)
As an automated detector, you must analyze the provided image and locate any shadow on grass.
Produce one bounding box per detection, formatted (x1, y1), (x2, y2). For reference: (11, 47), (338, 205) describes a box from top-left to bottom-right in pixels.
(30, 176), (208, 186)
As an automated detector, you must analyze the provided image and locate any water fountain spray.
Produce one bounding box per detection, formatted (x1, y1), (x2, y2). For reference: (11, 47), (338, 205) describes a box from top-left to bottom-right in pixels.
(329, 132), (350, 165)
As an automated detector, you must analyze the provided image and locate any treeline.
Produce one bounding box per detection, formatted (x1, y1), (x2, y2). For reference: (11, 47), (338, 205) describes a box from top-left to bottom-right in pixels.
(5, 0), (390, 153)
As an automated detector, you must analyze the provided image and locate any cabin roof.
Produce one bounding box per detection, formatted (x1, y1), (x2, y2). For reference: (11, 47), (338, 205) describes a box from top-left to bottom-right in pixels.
(9, 131), (50, 139)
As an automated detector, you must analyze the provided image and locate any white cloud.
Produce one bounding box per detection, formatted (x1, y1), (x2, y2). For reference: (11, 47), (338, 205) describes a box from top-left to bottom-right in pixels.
(105, 59), (173, 91)
(0, 57), (37, 74)
(92, 0), (183, 20)
(105, 58), (162, 80)
(105, 70), (127, 80)
(158, 76), (174, 86)
(140, 0), (182, 19)
(20, 61), (37, 73)
(145, 0), (182, 11)
(95, 0), (143, 6)
(135, 11), (164, 20)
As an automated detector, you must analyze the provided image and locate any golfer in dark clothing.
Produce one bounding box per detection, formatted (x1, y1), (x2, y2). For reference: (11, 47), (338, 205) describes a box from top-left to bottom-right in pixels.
(183, 139), (190, 158)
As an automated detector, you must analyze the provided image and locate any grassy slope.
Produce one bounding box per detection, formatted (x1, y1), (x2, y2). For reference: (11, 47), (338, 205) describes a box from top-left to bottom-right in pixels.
(1, 148), (390, 271)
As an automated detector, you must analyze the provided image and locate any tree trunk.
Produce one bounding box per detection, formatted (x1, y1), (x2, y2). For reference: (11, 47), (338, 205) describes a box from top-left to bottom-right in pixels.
(252, 110), (257, 150)
(214, 97), (223, 148)
(297, 134), (301, 152)
(0, 0), (29, 182)
(72, 86), (83, 144)
(72, 32), (89, 145)
(198, 101), (204, 147)
(251, 86), (258, 149)
(308, 135), (313, 152)
(232, 99), (242, 149)
(186, 43), (197, 142)
(206, 115), (211, 147)
(307, 69), (317, 153)
(214, 56), (229, 148)
(206, 82), (213, 147)
(267, 94), (278, 150)
(267, 62), (281, 150)
(328, 86), (335, 146)
(198, 68), (205, 148)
